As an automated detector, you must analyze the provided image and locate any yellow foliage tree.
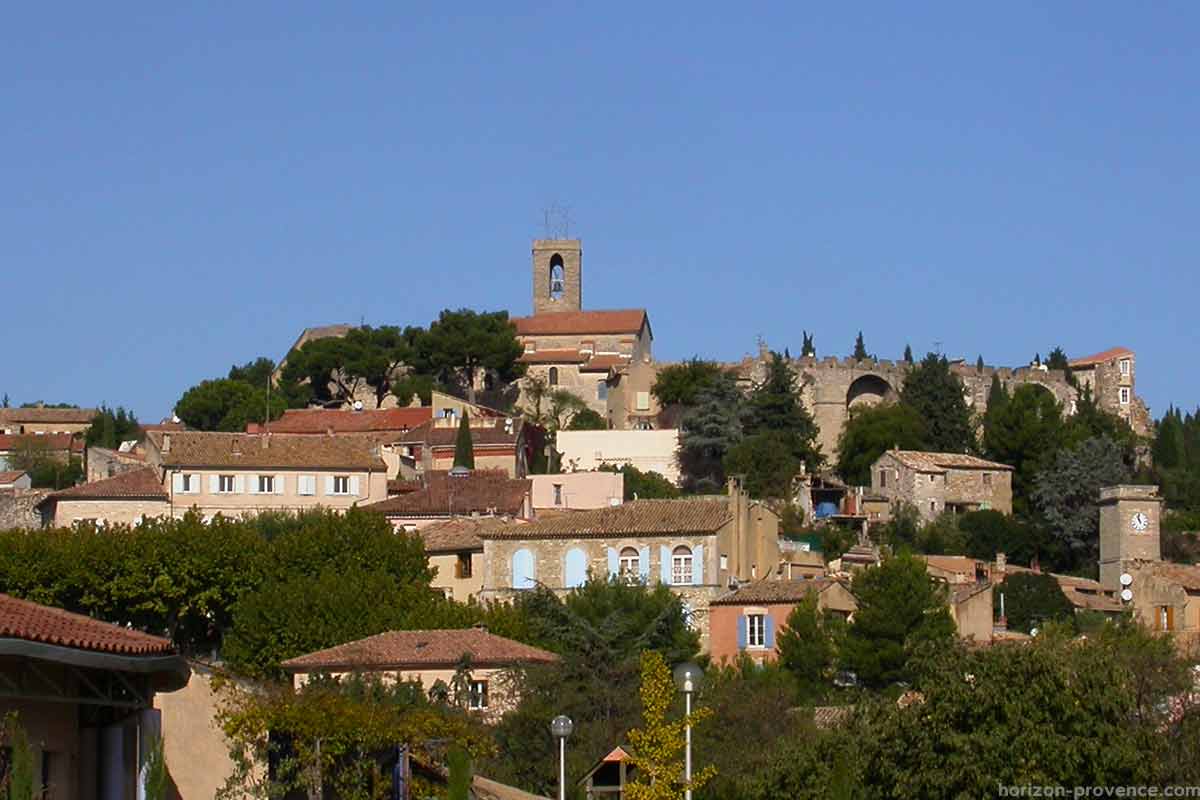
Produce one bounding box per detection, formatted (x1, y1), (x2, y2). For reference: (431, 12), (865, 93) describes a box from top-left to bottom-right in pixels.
(625, 651), (716, 800)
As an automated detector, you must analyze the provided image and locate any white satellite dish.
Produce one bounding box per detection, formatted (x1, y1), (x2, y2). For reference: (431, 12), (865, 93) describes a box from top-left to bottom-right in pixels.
(1030, 627), (1040, 637)
(353, 400), (364, 411)
(1121, 588), (1134, 602)
(1120, 573), (1133, 586)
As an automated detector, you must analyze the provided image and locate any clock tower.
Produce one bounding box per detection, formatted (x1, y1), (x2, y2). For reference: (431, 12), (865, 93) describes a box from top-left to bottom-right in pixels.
(1098, 484), (1163, 591)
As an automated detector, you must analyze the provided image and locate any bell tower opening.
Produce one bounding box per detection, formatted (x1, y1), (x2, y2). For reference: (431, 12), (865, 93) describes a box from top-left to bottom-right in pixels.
(532, 239), (582, 315)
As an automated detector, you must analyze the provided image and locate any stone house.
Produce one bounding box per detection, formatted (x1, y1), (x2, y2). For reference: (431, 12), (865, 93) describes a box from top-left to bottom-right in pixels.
(870, 449), (1014, 522)
(605, 358), (664, 430)
(530, 471), (624, 512)
(0, 432), (85, 471)
(86, 444), (148, 482)
(36, 467), (170, 527)
(281, 629), (558, 721)
(415, 517), (532, 601)
(777, 540), (827, 580)
(1068, 347), (1150, 433)
(512, 239), (657, 424)
(477, 479), (779, 647)
(0, 406), (96, 436)
(555, 429), (682, 485)
(142, 430), (389, 518)
(708, 578), (857, 665)
(363, 470), (532, 531)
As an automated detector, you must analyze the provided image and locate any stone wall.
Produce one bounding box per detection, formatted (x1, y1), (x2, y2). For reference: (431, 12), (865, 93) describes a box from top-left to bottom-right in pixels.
(0, 489), (49, 530)
(51, 497), (173, 527)
(532, 239), (583, 315)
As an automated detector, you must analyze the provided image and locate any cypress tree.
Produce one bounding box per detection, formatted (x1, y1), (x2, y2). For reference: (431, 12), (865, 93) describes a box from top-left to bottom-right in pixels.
(453, 412), (474, 469)
(976, 355), (984, 372)
(853, 332), (868, 361)
(903, 344), (913, 364)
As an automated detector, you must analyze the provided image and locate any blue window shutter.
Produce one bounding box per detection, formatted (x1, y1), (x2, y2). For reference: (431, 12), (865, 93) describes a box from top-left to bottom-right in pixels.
(660, 546), (672, 584)
(639, 546), (650, 580)
(737, 616), (747, 650)
(565, 548), (587, 588)
(765, 615), (775, 649)
(512, 549), (535, 590)
(692, 545), (704, 586)
(607, 547), (618, 578)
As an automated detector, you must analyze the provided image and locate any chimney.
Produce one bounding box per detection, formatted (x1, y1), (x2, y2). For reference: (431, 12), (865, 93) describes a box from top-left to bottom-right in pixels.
(162, 433), (171, 453)
(994, 551), (1006, 578)
(232, 438), (242, 456)
(261, 434), (270, 450)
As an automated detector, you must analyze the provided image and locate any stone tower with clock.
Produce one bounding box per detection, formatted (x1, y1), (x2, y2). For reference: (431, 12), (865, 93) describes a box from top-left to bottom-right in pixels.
(1098, 484), (1163, 591)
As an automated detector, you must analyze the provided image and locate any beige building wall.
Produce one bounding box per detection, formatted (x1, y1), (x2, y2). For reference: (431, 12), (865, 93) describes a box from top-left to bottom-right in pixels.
(429, 551), (485, 601)
(155, 663), (246, 800)
(162, 468), (387, 518)
(531, 472), (623, 510)
(606, 359), (662, 430)
(950, 585), (994, 644)
(50, 497), (172, 527)
(0, 692), (78, 800)
(555, 429), (681, 485)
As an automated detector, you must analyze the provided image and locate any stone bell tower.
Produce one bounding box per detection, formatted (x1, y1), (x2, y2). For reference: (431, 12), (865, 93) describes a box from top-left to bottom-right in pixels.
(1098, 485), (1162, 591)
(532, 239), (582, 315)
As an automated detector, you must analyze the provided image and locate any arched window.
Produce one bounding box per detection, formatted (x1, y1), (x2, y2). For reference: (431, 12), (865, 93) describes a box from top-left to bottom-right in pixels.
(619, 547), (640, 577)
(548, 367), (559, 386)
(672, 545), (693, 586)
(564, 547), (587, 588)
(512, 548), (536, 590)
(549, 254), (565, 300)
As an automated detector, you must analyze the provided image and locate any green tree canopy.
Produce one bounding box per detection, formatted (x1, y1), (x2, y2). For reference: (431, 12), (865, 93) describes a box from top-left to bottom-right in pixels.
(678, 372), (743, 493)
(85, 405), (141, 449)
(599, 463), (680, 500)
(175, 378), (287, 432)
(900, 353), (975, 453)
(834, 402), (927, 485)
(227, 357), (276, 388)
(651, 358), (726, 407)
(1033, 436), (1132, 568)
(997, 571), (1073, 633)
(414, 309), (525, 404)
(982, 383), (1066, 516)
(776, 591), (838, 701)
(565, 407), (607, 430)
(840, 552), (955, 687)
(852, 332), (868, 361)
(903, 343), (913, 363)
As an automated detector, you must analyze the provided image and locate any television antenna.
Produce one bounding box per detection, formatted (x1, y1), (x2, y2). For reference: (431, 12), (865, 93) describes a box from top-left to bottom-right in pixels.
(542, 203), (573, 239)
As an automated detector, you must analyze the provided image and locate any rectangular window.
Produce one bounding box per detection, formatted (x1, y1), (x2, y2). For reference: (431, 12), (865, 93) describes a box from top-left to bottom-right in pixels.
(635, 391), (651, 411)
(1159, 605), (1175, 632)
(929, 474), (936, 483)
(298, 475), (316, 496)
(1119, 388), (1130, 405)
(983, 472), (992, 487)
(879, 470), (887, 489)
(618, 549), (640, 576)
(469, 679), (489, 710)
(218, 475), (236, 494)
(258, 475), (274, 494)
(1120, 359), (1130, 376)
(672, 551), (693, 586)
(332, 475), (351, 495)
(553, 484), (563, 506)
(524, 341), (536, 353)
(720, 554), (729, 570)
(456, 553), (473, 579)
(597, 380), (608, 401)
(180, 473), (196, 493)
(747, 614), (766, 648)
(930, 500), (937, 514)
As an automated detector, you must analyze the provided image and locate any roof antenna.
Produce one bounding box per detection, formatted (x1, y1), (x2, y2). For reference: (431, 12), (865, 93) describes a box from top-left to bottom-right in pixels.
(542, 202), (573, 239)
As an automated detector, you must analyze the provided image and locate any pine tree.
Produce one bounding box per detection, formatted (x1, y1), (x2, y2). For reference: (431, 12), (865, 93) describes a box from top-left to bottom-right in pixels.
(801, 331), (816, 358)
(678, 373), (743, 493)
(853, 332), (868, 361)
(453, 412), (475, 469)
(903, 344), (913, 364)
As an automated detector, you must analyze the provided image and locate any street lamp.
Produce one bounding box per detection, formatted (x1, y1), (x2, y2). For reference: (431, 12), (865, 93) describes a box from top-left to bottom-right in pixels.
(673, 662), (704, 800)
(550, 714), (573, 800)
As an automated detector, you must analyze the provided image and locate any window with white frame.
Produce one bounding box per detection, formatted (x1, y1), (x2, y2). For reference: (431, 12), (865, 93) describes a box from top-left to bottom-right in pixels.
(1119, 388), (1130, 405)
(298, 475), (317, 496)
(671, 545), (693, 585)
(257, 475), (275, 494)
(553, 484), (563, 506)
(635, 391), (651, 411)
(619, 547), (640, 577)
(1119, 359), (1130, 376)
(720, 554), (729, 571)
(331, 475), (351, 495)
(218, 475), (237, 494)
(747, 613), (766, 648)
(524, 341), (536, 354)
(179, 473), (197, 494)
(982, 472), (992, 487)
(468, 679), (489, 710)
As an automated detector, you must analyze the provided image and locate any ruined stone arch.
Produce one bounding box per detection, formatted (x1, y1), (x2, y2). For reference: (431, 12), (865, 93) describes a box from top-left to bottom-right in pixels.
(846, 374), (897, 410)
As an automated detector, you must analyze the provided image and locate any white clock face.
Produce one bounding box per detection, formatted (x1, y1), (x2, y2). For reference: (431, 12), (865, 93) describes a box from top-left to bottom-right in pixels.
(1131, 512), (1149, 532)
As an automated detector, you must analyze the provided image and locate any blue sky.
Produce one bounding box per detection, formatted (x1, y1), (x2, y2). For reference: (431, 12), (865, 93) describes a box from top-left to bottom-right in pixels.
(2, 4), (1196, 421)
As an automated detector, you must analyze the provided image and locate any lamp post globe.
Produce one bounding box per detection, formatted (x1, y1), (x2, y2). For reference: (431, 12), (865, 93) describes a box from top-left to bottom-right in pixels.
(673, 662), (703, 694)
(550, 714), (574, 739)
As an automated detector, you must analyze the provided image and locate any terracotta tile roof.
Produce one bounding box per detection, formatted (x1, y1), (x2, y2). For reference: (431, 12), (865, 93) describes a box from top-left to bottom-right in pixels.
(518, 350), (588, 364)
(810, 706), (853, 728)
(0, 593), (175, 656)
(0, 433), (83, 453)
(711, 578), (842, 606)
(886, 450), (1013, 473)
(280, 628), (558, 672)
(41, 468), (167, 502)
(923, 555), (987, 576)
(146, 431), (387, 470)
(0, 471), (26, 485)
(0, 408), (96, 424)
(264, 408), (433, 434)
(580, 354), (630, 373)
(1148, 562), (1200, 592)
(140, 421), (188, 432)
(419, 517), (528, 553)
(513, 310), (648, 336)
(1000, 565), (1124, 612)
(364, 471), (530, 517)
(397, 418), (523, 448)
(480, 498), (730, 540)
(1068, 346), (1133, 368)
